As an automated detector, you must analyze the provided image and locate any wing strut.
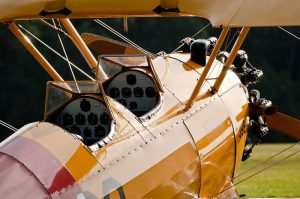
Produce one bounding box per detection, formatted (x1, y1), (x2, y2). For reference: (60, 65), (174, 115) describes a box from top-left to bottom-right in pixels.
(211, 27), (250, 93)
(7, 21), (64, 81)
(59, 19), (108, 82)
(185, 27), (229, 111)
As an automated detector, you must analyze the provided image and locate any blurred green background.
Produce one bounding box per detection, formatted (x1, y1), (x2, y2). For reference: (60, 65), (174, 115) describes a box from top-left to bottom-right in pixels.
(0, 17), (300, 143)
(236, 144), (300, 197)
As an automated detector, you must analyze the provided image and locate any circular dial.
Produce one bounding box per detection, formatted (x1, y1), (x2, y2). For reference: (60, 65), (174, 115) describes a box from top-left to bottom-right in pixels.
(105, 70), (159, 117)
(55, 96), (112, 146)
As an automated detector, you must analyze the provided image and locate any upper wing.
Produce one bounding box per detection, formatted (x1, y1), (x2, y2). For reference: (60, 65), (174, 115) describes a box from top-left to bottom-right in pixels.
(181, 0), (300, 27)
(1, 0), (300, 27)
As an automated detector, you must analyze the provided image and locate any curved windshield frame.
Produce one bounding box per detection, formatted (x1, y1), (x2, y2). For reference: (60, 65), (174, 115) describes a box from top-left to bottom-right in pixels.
(44, 81), (116, 151)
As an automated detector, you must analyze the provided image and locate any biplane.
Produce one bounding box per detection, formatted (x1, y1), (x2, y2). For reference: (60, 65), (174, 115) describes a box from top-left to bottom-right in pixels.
(0, 0), (300, 198)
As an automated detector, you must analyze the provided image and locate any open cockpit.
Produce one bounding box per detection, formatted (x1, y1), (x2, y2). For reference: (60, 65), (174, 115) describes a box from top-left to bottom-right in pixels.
(44, 54), (163, 149)
(99, 54), (163, 120)
(44, 81), (115, 151)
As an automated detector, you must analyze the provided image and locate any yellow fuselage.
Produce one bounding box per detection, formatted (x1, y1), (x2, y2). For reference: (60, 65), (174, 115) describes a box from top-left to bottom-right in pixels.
(0, 53), (249, 198)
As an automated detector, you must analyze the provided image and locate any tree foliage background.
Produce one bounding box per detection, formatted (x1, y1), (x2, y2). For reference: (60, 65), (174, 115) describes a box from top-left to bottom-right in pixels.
(0, 17), (300, 142)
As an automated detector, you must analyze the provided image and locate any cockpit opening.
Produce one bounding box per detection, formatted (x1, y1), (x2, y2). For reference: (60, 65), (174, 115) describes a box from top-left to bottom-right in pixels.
(105, 70), (159, 117)
(43, 55), (163, 149)
(44, 81), (115, 150)
(98, 54), (163, 119)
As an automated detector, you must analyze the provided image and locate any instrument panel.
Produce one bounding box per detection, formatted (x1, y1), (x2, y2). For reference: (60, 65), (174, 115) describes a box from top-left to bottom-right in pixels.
(105, 70), (159, 117)
(51, 96), (112, 146)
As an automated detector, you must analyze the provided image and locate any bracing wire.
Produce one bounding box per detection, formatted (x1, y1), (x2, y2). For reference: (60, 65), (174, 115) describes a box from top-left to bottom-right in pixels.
(202, 29), (232, 82)
(0, 120), (18, 132)
(170, 22), (211, 54)
(244, 27), (300, 83)
(17, 23), (95, 81)
(169, 23), (237, 88)
(204, 31), (237, 84)
(94, 19), (155, 57)
(191, 23), (212, 38)
(52, 20), (76, 80)
(52, 19), (80, 92)
(109, 104), (148, 144)
(169, 22), (222, 96)
(224, 29), (242, 52)
(40, 19), (71, 39)
(224, 31), (238, 52)
(213, 147), (300, 197)
(22, 20), (157, 141)
(234, 141), (300, 180)
(223, 28), (232, 52)
(278, 26), (300, 41)
(234, 150), (300, 186)
(212, 27), (300, 197)
(205, 29), (238, 86)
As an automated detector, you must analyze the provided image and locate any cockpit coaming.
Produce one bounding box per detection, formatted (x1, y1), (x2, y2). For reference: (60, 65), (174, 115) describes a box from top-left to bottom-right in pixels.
(54, 96), (112, 146)
(44, 55), (162, 150)
(44, 81), (116, 151)
(100, 54), (163, 118)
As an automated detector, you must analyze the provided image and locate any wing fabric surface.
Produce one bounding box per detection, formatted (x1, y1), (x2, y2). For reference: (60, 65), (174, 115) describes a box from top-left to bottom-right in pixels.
(1, 0), (300, 27)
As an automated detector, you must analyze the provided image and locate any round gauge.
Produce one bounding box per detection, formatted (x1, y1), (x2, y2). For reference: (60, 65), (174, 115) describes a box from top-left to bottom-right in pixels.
(105, 70), (159, 117)
(54, 96), (112, 146)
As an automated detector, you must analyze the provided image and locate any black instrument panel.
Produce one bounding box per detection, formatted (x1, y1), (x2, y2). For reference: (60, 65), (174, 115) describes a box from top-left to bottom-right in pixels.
(51, 96), (112, 146)
(105, 70), (159, 117)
